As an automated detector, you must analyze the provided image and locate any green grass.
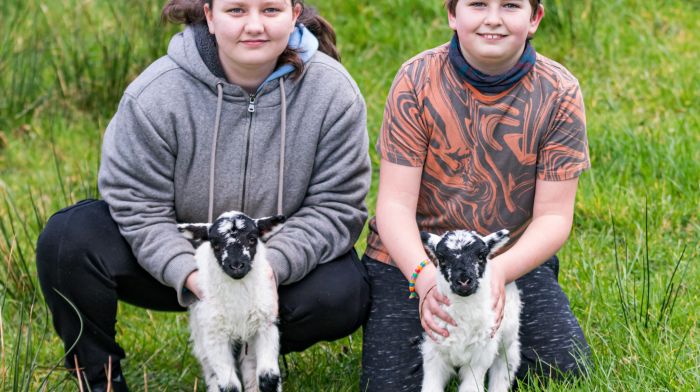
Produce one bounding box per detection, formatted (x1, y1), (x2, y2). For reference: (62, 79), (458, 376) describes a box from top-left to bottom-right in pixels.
(1, 0), (698, 390)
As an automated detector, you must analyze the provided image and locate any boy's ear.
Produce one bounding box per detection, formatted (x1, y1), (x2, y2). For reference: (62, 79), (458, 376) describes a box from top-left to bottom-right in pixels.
(178, 223), (211, 248)
(447, 9), (458, 31)
(255, 215), (286, 241)
(528, 4), (545, 37)
(482, 229), (510, 256)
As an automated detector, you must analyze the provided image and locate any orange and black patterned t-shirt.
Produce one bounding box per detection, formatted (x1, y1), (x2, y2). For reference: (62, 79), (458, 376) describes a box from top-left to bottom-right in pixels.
(366, 43), (590, 265)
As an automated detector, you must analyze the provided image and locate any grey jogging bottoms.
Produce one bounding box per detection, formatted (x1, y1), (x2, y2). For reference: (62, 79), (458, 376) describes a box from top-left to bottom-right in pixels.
(360, 255), (591, 391)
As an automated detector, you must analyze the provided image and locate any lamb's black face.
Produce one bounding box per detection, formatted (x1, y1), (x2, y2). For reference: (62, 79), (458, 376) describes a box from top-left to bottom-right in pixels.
(434, 231), (489, 297)
(421, 229), (510, 297)
(209, 212), (260, 279)
(178, 211), (286, 280)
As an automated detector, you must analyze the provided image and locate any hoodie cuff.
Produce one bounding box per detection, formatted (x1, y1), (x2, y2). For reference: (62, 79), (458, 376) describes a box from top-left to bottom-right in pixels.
(162, 253), (198, 307)
(266, 248), (290, 286)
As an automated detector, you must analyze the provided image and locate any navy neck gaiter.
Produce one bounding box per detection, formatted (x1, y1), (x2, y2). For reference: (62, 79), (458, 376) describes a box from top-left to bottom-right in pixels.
(448, 33), (537, 94)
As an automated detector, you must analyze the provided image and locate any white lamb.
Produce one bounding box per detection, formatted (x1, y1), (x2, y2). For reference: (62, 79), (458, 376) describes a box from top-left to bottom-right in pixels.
(420, 229), (521, 392)
(178, 211), (286, 392)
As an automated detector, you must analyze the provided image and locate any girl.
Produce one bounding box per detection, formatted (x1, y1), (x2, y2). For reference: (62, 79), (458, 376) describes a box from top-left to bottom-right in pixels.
(36, 1), (371, 390)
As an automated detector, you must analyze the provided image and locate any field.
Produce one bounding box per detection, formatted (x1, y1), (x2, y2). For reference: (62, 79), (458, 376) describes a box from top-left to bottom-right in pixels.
(1, 0), (698, 390)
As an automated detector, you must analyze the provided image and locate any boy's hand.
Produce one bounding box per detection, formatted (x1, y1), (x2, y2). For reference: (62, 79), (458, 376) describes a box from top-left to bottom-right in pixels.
(489, 262), (507, 337)
(416, 267), (456, 341)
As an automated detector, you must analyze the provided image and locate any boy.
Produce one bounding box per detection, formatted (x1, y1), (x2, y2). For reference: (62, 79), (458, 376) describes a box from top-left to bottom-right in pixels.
(361, 0), (591, 390)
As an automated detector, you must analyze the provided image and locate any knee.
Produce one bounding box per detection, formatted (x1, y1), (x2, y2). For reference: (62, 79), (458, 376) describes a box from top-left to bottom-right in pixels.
(517, 339), (591, 383)
(36, 208), (74, 288)
(317, 261), (370, 325)
(36, 200), (114, 283)
(278, 254), (371, 352)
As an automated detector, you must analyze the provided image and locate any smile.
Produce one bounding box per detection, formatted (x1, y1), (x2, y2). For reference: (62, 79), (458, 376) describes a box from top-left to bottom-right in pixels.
(478, 34), (507, 40)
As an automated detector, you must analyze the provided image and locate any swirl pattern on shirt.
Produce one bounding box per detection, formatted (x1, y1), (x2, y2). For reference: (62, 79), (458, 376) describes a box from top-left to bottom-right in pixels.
(366, 44), (590, 265)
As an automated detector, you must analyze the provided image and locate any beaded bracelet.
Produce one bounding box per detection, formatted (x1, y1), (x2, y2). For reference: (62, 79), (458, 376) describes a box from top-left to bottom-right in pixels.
(408, 259), (430, 298)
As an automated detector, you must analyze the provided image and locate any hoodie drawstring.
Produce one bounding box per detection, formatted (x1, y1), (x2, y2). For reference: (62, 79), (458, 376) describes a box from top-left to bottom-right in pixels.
(208, 82), (224, 223)
(207, 79), (286, 222)
(277, 77), (286, 216)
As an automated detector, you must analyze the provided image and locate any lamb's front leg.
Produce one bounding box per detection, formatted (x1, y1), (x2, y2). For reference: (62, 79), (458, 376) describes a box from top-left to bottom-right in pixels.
(202, 330), (242, 392)
(421, 340), (451, 392)
(239, 342), (258, 392)
(251, 322), (281, 392)
(487, 338), (520, 392)
(457, 364), (488, 392)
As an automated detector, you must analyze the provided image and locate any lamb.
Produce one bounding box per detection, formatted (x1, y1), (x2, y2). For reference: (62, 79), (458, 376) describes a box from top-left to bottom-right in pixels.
(419, 229), (521, 392)
(178, 211), (286, 392)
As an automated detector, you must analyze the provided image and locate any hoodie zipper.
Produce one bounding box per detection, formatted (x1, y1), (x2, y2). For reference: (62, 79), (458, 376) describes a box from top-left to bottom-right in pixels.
(241, 93), (256, 212)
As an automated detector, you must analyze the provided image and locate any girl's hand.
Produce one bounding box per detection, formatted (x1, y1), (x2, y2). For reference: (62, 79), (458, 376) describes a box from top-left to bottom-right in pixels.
(416, 267), (456, 341)
(489, 261), (507, 337)
(185, 270), (203, 300)
(265, 262), (280, 317)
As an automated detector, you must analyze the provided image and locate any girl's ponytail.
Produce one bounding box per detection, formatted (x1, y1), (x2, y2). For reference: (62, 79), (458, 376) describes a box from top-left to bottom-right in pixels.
(278, 2), (340, 79)
(298, 5), (340, 62)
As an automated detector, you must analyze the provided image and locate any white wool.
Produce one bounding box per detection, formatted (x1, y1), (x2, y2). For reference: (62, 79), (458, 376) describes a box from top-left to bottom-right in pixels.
(189, 241), (281, 392)
(421, 230), (521, 392)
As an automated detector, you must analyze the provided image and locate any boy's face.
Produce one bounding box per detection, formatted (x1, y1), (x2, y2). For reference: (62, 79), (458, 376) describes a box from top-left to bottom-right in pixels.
(449, 0), (544, 75)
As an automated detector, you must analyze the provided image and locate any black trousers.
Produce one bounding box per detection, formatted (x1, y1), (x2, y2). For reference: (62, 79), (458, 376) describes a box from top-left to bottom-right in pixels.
(360, 256), (591, 391)
(36, 199), (370, 384)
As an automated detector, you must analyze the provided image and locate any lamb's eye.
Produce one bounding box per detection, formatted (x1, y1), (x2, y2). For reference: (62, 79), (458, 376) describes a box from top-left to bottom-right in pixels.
(211, 243), (221, 252)
(248, 237), (257, 246)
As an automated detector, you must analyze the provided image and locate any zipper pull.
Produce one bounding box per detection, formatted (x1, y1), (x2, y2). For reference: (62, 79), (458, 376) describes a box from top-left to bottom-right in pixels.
(248, 94), (256, 113)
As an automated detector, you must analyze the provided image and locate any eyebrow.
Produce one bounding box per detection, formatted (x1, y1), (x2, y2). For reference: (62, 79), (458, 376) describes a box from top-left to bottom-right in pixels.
(216, 0), (244, 6)
(219, 0), (287, 6)
(223, 0), (287, 7)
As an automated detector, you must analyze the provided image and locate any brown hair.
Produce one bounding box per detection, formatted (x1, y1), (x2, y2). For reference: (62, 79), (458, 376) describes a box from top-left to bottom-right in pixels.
(162, 0), (339, 79)
(444, 0), (541, 16)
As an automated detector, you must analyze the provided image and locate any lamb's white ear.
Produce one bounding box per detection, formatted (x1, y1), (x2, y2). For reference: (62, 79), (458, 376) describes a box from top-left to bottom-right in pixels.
(482, 229), (510, 256)
(255, 215), (286, 241)
(178, 223), (211, 248)
(420, 231), (441, 266)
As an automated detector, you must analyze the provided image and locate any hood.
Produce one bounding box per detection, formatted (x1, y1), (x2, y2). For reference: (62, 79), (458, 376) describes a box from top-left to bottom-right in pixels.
(169, 24), (320, 223)
(167, 23), (319, 96)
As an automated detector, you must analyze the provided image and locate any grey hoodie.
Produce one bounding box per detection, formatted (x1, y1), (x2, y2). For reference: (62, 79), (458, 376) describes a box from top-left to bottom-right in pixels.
(98, 25), (371, 306)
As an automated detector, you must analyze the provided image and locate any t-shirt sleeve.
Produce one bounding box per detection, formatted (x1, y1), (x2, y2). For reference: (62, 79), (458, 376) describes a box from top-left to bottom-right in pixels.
(376, 66), (430, 167)
(537, 81), (591, 181)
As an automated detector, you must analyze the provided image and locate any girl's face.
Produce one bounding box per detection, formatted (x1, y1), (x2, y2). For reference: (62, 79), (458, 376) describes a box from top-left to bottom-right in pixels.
(449, 0), (544, 75)
(204, 0), (301, 80)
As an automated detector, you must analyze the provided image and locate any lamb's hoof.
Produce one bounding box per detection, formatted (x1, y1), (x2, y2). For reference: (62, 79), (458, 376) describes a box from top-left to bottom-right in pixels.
(218, 386), (240, 392)
(258, 372), (281, 392)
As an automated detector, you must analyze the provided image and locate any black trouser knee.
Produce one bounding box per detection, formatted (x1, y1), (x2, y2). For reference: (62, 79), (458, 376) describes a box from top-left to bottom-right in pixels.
(279, 248), (371, 354)
(36, 199), (183, 384)
(515, 256), (591, 382)
(360, 255), (591, 392)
